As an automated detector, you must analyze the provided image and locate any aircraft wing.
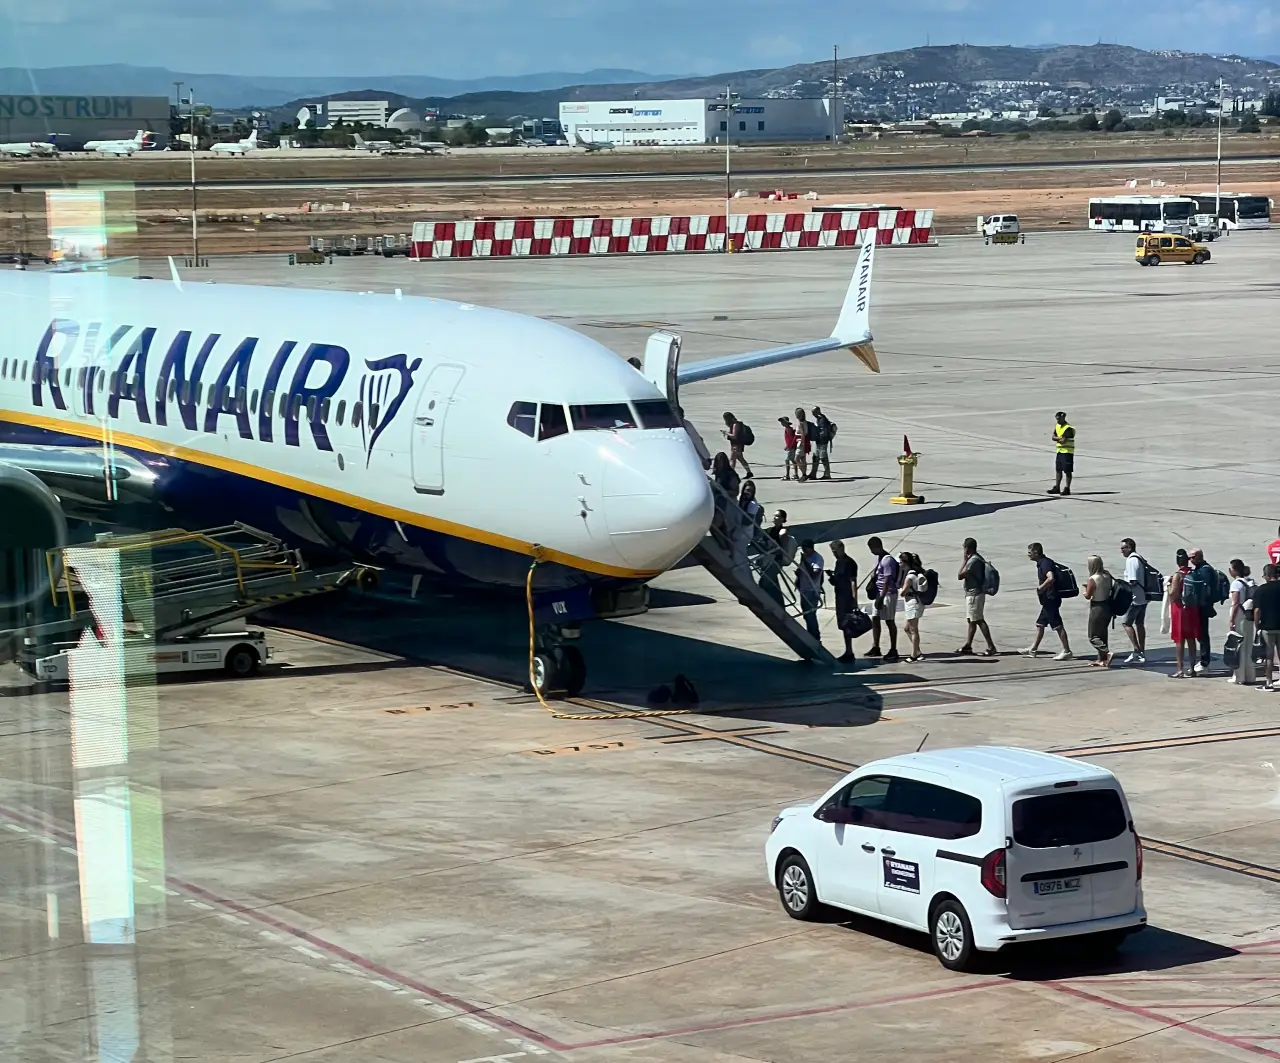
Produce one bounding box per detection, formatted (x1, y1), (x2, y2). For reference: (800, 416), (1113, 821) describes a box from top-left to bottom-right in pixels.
(676, 235), (879, 386)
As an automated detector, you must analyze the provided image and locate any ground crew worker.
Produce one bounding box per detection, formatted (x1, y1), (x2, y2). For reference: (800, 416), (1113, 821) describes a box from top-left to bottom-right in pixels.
(1048, 411), (1075, 496)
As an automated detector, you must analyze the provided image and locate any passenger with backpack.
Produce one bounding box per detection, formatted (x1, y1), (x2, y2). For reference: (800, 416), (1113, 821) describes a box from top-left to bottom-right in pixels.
(722, 411), (754, 480)
(1082, 555), (1117, 668)
(1169, 548), (1202, 679)
(793, 408), (813, 479)
(1118, 537), (1154, 665)
(899, 551), (930, 662)
(809, 406), (837, 481)
(1020, 543), (1074, 661)
(956, 537), (998, 657)
(1188, 548), (1222, 674)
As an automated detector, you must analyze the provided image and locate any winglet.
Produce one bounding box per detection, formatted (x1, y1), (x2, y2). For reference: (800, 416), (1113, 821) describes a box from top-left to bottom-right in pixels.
(168, 256), (183, 292)
(831, 234), (875, 346)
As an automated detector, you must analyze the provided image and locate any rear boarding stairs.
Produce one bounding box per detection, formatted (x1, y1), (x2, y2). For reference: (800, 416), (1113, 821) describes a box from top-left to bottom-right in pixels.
(0, 524), (366, 666)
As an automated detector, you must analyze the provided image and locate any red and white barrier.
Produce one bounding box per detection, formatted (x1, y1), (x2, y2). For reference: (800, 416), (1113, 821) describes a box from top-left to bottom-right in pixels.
(409, 209), (933, 260)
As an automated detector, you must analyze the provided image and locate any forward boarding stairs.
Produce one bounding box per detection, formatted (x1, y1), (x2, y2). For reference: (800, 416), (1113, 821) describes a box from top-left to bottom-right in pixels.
(690, 482), (835, 665)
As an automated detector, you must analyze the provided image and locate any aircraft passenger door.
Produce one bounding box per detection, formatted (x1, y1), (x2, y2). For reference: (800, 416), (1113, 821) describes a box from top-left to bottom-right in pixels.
(410, 364), (465, 495)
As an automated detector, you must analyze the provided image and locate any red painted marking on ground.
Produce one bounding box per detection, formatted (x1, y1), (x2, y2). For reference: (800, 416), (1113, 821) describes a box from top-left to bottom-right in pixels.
(1044, 981), (1280, 1060)
(0, 801), (1007, 1053)
(1241, 940), (1280, 951)
(565, 980), (1004, 1049)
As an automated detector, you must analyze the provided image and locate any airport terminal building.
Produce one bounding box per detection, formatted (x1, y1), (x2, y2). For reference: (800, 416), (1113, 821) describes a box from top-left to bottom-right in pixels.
(558, 98), (841, 146)
(0, 94), (170, 147)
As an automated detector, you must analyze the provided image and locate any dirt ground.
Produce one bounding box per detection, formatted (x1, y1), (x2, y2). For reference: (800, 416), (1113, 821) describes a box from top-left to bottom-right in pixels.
(2, 131), (1276, 256)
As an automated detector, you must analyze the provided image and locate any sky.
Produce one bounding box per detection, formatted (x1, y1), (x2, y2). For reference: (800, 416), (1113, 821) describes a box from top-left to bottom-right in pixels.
(1, 0), (1276, 79)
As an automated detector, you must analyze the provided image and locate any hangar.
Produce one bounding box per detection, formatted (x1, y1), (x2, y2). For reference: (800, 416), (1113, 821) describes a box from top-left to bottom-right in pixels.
(0, 95), (170, 148)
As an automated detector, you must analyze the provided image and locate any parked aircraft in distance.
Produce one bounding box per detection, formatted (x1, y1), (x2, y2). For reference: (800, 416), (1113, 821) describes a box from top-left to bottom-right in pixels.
(83, 130), (150, 156)
(0, 140), (57, 158)
(352, 133), (393, 152)
(211, 129), (260, 156)
(574, 130), (615, 152)
(0, 240), (879, 694)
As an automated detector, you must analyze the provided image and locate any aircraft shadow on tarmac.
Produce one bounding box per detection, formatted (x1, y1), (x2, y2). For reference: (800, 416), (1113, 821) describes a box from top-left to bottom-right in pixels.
(261, 588), (888, 722)
(819, 909), (1237, 977)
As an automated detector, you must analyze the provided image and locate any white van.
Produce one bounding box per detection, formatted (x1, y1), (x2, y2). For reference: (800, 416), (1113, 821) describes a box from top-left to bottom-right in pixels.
(765, 746), (1145, 970)
(979, 214), (1023, 243)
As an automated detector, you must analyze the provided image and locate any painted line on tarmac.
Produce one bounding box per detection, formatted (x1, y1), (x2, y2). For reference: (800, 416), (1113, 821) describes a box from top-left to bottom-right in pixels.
(1052, 725), (1280, 758)
(1142, 840), (1280, 885)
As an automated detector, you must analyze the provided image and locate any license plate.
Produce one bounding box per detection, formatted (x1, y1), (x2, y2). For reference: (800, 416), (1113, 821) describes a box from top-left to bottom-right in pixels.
(1034, 877), (1082, 895)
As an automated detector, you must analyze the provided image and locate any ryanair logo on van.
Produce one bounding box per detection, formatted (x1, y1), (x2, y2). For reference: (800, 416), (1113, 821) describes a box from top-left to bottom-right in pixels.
(28, 318), (417, 460)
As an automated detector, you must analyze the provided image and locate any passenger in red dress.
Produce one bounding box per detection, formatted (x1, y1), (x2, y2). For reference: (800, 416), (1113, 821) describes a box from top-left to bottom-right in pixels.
(1169, 548), (1201, 679)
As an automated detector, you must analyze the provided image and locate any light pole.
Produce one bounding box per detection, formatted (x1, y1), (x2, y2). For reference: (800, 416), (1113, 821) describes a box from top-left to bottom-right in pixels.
(709, 86), (740, 251)
(184, 89), (200, 265)
(1215, 76), (1224, 225)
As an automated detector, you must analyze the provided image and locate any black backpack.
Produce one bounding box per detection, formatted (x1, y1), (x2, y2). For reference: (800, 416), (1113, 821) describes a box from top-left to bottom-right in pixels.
(1053, 562), (1080, 599)
(1137, 556), (1164, 601)
(920, 569), (939, 606)
(739, 422), (755, 446)
(1109, 579), (1134, 618)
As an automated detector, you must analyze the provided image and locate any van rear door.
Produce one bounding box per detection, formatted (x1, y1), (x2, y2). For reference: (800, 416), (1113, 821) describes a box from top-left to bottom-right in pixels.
(1004, 783), (1137, 930)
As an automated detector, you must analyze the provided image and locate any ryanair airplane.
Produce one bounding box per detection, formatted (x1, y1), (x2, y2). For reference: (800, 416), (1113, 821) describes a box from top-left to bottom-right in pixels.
(0, 239), (878, 689)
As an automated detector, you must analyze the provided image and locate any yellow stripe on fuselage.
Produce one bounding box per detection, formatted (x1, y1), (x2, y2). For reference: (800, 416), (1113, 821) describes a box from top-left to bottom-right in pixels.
(0, 408), (657, 581)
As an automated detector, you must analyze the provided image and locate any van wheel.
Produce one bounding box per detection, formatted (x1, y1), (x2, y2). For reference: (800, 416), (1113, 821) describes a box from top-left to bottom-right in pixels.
(1147, 254), (1161, 266)
(931, 899), (976, 971)
(225, 645), (260, 678)
(777, 853), (821, 920)
(1192, 252), (1207, 264)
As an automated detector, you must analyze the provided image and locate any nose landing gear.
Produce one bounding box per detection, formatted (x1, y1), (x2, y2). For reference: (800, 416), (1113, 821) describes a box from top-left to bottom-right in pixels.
(529, 625), (586, 698)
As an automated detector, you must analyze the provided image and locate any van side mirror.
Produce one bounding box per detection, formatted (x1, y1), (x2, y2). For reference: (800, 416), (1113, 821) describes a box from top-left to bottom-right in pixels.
(816, 805), (856, 824)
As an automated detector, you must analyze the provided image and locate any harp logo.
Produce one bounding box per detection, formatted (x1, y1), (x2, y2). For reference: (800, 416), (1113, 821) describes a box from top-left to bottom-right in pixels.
(360, 353), (422, 466)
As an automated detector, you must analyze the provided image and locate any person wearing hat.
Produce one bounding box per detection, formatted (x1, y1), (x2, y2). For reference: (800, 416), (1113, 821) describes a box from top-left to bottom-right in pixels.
(779, 416), (802, 481)
(809, 406), (835, 480)
(1048, 411), (1075, 496)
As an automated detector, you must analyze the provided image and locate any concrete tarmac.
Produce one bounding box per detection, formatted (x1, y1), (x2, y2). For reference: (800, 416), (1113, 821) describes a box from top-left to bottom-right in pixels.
(4, 231), (1279, 1063)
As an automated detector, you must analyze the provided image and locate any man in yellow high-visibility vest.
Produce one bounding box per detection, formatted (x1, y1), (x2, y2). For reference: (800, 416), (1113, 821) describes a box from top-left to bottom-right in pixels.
(1049, 411), (1075, 496)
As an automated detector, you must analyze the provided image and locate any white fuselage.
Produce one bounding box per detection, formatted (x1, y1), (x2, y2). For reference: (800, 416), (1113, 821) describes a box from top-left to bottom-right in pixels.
(0, 271), (712, 589)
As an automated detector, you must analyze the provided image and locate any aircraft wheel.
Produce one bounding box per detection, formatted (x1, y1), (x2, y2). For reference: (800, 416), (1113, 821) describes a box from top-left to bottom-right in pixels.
(560, 646), (586, 698)
(530, 653), (559, 696)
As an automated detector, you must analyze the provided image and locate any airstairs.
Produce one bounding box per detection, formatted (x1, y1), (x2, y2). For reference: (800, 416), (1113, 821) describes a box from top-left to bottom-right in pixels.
(0, 524), (364, 659)
(690, 483), (835, 665)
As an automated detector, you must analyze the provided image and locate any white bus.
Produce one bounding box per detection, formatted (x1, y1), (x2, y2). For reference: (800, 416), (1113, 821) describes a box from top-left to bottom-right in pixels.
(1190, 193), (1272, 230)
(1087, 195), (1196, 234)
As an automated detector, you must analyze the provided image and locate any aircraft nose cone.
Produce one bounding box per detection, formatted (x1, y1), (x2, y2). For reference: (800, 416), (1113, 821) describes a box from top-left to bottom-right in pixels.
(602, 438), (712, 570)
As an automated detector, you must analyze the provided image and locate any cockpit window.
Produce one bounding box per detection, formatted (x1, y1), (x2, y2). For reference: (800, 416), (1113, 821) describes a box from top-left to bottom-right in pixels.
(538, 403), (568, 440)
(635, 399), (681, 429)
(570, 403), (637, 431)
(507, 401), (536, 438)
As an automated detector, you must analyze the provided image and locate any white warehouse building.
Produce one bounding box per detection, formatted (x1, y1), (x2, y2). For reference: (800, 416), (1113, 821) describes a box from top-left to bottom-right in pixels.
(558, 98), (842, 145)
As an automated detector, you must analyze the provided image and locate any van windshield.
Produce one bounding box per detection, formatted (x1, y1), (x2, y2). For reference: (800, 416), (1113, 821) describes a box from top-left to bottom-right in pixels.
(1012, 789), (1127, 848)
